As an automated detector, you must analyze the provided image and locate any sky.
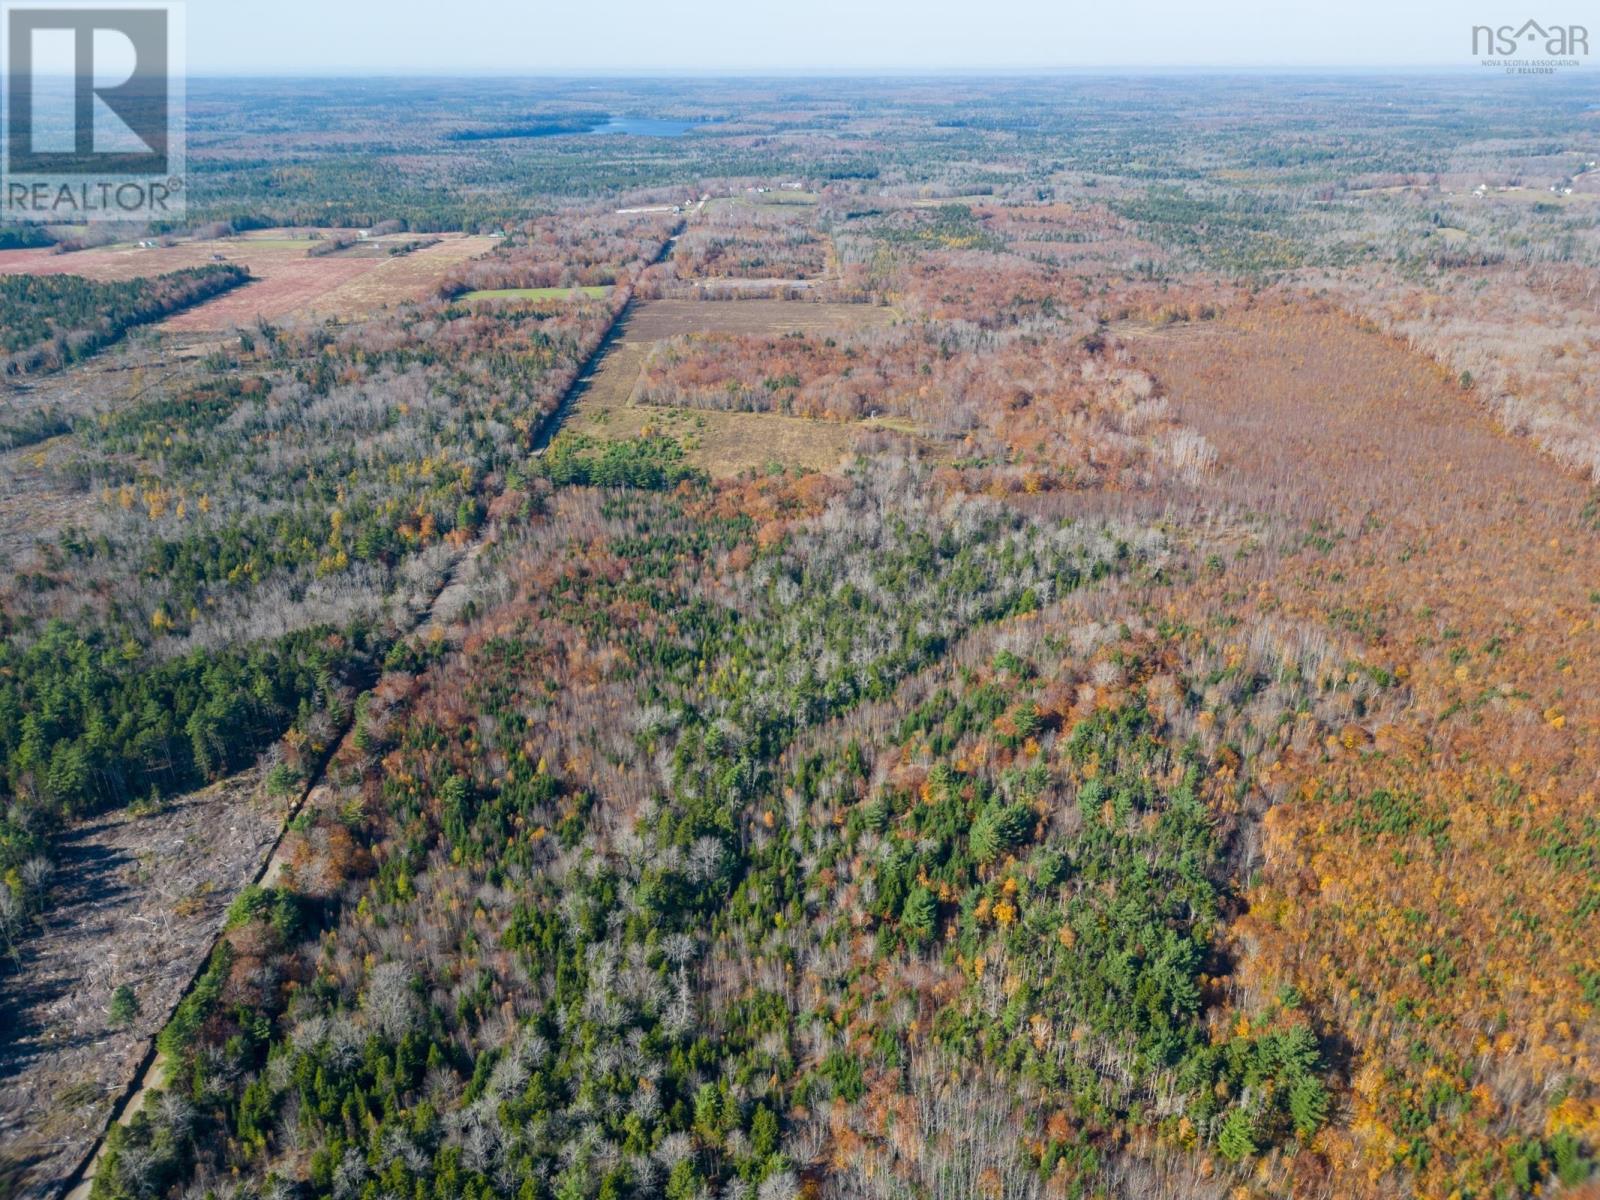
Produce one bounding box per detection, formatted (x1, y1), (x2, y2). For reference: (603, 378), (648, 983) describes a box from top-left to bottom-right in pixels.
(184, 0), (1569, 75)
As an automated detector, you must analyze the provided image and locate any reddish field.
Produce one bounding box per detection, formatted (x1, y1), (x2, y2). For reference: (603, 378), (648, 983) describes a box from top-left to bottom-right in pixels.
(0, 231), (496, 330)
(1126, 300), (1600, 1199)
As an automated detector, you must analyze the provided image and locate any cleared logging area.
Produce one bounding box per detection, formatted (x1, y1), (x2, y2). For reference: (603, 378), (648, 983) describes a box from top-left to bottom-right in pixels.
(0, 772), (282, 1200)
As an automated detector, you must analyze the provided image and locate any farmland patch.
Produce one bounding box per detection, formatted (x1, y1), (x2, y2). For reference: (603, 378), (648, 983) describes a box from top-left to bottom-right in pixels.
(0, 232), (496, 332)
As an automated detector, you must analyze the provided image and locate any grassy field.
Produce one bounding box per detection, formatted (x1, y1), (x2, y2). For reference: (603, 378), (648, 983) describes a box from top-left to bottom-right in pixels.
(911, 193), (999, 206)
(460, 285), (611, 301)
(229, 236), (324, 248)
(751, 190), (819, 205)
(568, 401), (862, 477)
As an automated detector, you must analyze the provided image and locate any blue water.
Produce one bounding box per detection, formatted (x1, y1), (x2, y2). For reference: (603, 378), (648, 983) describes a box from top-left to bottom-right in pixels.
(591, 117), (700, 138)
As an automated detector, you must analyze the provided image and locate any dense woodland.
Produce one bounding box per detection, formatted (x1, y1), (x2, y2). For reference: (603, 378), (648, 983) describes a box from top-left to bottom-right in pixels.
(2, 74), (1600, 1200)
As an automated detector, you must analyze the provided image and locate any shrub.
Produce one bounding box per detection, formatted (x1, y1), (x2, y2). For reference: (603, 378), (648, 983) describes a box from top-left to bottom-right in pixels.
(108, 984), (140, 1027)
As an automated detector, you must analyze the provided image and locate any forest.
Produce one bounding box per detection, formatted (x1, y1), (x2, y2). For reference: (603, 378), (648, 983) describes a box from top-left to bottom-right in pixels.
(0, 209), (676, 967)
(2, 72), (1599, 1200)
(0, 267), (249, 378)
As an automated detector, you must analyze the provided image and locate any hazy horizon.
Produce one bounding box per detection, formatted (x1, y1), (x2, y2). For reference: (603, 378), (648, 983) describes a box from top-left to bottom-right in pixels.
(178, 0), (1571, 75)
(170, 65), (1513, 79)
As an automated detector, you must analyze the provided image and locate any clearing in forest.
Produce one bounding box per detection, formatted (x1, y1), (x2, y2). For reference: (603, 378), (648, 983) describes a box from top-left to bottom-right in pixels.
(567, 299), (900, 477)
(461, 285), (611, 302)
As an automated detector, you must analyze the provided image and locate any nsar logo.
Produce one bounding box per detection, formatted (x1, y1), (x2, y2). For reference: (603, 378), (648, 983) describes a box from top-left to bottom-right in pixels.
(1472, 19), (1589, 72)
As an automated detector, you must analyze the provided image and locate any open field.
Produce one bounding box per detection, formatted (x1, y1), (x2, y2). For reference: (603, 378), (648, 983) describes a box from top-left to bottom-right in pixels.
(568, 402), (864, 477)
(564, 298), (902, 474)
(910, 193), (999, 206)
(708, 191), (820, 210)
(683, 277), (822, 291)
(460, 285), (611, 301)
(751, 189), (819, 205)
(572, 299), (898, 409)
(0, 233), (331, 283)
(163, 235), (496, 330)
(1457, 186), (1600, 209)
(574, 340), (649, 408)
(0, 232), (495, 332)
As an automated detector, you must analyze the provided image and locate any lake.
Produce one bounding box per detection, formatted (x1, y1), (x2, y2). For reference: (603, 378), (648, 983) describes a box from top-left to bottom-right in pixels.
(591, 117), (702, 138)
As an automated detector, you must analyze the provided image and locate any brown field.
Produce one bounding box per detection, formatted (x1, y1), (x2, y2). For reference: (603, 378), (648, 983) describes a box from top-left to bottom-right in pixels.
(578, 342), (650, 409)
(0, 232), (496, 331)
(1457, 186), (1600, 208)
(583, 301), (898, 407)
(1123, 298), (1600, 1199)
(573, 298), (897, 412)
(621, 299), (895, 339)
(566, 299), (902, 476)
(0, 439), (81, 562)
